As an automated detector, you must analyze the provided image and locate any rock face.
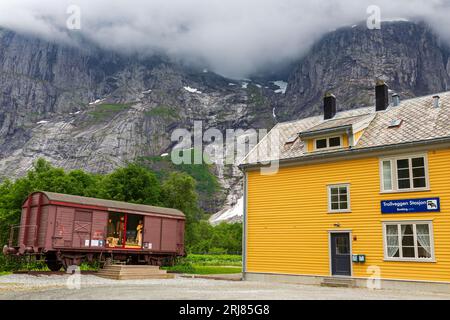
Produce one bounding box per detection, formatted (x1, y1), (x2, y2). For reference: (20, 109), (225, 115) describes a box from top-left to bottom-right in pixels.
(0, 28), (276, 215)
(0, 21), (449, 222)
(280, 21), (450, 120)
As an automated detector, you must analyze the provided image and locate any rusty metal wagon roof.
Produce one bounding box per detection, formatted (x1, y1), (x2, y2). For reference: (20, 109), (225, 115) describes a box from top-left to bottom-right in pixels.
(35, 191), (185, 218)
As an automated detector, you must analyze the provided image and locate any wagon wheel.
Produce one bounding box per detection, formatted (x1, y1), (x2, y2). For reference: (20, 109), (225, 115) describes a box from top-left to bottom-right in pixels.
(45, 253), (63, 272)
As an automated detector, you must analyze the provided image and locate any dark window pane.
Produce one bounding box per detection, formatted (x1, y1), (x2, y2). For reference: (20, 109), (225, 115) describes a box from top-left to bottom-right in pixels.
(336, 237), (349, 254)
(331, 188), (338, 195)
(412, 157), (424, 167)
(413, 178), (426, 188)
(339, 194), (347, 202)
(397, 159), (409, 169)
(331, 203), (339, 210)
(316, 139), (327, 149)
(412, 168), (425, 178)
(402, 235), (414, 246)
(339, 187), (347, 194)
(340, 202), (348, 210)
(329, 137), (341, 147)
(398, 179), (411, 189)
(331, 195), (339, 202)
(417, 247), (431, 258)
(397, 169), (410, 179)
(402, 247), (415, 258)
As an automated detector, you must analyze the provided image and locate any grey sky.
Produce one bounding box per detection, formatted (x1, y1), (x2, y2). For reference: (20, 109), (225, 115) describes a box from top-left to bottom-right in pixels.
(0, 0), (449, 78)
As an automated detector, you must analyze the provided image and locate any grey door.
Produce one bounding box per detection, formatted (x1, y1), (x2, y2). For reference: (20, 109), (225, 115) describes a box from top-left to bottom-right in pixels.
(330, 233), (351, 276)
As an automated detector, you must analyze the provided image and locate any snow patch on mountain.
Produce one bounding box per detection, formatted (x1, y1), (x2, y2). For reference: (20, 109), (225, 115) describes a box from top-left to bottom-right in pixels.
(272, 81), (287, 94)
(89, 98), (105, 105)
(184, 86), (202, 94)
(209, 197), (243, 225)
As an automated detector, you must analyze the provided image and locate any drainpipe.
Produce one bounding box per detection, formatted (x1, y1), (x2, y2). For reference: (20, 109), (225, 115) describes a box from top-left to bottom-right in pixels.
(242, 171), (248, 279)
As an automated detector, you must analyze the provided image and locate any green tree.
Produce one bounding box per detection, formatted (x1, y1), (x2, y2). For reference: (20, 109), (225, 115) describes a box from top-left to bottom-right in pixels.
(160, 172), (202, 246)
(99, 163), (161, 205)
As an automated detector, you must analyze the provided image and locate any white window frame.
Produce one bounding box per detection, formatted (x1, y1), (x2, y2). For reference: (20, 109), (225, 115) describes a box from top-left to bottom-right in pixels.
(327, 184), (351, 213)
(379, 154), (430, 193)
(382, 220), (435, 262)
(313, 135), (343, 151)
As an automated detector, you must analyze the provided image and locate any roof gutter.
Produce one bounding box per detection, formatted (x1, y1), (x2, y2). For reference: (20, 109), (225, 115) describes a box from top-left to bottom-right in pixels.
(239, 136), (450, 171)
(298, 124), (352, 139)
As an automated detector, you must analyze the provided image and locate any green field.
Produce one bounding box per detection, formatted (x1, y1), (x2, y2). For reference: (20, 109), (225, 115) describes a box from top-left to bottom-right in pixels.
(162, 254), (242, 275)
(186, 254), (242, 266)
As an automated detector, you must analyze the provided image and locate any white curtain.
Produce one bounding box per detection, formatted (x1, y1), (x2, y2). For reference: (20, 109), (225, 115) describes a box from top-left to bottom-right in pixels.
(382, 161), (392, 190)
(416, 224), (431, 257)
(386, 225), (399, 257)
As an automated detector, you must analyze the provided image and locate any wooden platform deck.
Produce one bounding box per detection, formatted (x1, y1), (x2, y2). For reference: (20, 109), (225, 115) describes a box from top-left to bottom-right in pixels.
(96, 265), (174, 280)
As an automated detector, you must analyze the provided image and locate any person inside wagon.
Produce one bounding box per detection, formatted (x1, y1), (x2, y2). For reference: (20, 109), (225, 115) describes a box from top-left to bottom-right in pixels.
(116, 216), (125, 245)
(107, 219), (115, 237)
(136, 220), (143, 247)
(107, 218), (119, 247)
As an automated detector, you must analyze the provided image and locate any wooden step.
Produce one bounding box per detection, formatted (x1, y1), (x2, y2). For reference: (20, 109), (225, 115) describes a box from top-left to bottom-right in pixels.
(96, 264), (171, 280)
(98, 274), (174, 280)
(320, 277), (356, 288)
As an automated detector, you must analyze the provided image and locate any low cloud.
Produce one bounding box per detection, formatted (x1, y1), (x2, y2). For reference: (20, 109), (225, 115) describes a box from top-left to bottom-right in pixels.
(0, 0), (449, 78)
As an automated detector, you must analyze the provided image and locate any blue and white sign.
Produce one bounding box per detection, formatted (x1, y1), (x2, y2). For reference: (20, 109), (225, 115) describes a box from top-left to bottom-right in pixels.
(381, 198), (440, 214)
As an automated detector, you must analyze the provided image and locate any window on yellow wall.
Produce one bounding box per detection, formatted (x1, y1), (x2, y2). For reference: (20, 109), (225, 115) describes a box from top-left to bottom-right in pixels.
(382, 160), (393, 190)
(314, 136), (342, 150)
(328, 184), (350, 213)
(380, 154), (429, 192)
(383, 222), (434, 261)
(329, 137), (341, 147)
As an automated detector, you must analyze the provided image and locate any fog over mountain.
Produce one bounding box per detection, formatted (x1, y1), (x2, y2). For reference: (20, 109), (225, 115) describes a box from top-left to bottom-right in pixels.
(0, 0), (449, 78)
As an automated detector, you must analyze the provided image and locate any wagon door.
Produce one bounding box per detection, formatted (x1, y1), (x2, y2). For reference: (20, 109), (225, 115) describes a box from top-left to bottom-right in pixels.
(161, 219), (177, 252)
(72, 210), (93, 248)
(53, 207), (74, 248)
(143, 216), (161, 251)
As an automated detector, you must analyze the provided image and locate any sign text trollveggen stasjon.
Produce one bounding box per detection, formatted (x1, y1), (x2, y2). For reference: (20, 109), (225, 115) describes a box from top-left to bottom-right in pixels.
(381, 198), (440, 214)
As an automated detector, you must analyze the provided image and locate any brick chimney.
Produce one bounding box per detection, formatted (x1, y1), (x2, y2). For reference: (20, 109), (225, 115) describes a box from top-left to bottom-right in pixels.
(375, 80), (389, 111)
(324, 93), (336, 120)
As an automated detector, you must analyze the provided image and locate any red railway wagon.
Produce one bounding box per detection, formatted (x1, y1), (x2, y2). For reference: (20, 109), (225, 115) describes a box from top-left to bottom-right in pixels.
(3, 191), (185, 270)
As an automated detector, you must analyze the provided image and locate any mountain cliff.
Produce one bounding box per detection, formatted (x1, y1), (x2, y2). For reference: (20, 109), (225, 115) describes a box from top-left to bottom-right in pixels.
(279, 21), (450, 120)
(0, 21), (449, 221)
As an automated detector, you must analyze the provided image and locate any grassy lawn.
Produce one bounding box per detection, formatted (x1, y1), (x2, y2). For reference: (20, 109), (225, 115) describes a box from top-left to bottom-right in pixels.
(186, 254), (242, 266)
(0, 255), (242, 275)
(0, 271), (11, 276)
(192, 266), (242, 275)
(162, 254), (242, 275)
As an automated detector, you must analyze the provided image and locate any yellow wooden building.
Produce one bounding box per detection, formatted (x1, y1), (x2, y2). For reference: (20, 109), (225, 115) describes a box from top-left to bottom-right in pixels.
(240, 82), (450, 291)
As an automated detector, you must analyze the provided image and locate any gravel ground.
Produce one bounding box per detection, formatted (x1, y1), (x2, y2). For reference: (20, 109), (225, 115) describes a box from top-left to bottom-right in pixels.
(0, 274), (450, 300)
